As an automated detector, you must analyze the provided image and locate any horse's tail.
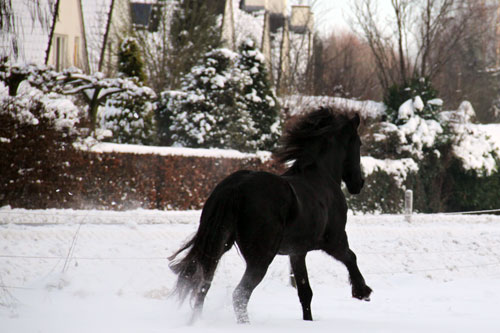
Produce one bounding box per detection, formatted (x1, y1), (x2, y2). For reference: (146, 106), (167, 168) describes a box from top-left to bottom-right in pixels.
(168, 186), (237, 304)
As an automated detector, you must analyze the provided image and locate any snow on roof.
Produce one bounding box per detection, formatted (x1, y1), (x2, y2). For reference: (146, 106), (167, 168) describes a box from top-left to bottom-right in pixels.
(280, 95), (386, 119)
(81, 0), (113, 73)
(0, 0), (55, 65)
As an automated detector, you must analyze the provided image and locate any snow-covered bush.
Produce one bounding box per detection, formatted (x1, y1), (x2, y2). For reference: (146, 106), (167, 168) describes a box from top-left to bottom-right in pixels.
(364, 92), (500, 213)
(369, 96), (447, 161)
(0, 61), (156, 134)
(0, 84), (81, 208)
(166, 48), (257, 151)
(100, 96), (157, 145)
(383, 77), (439, 124)
(445, 101), (499, 176)
(163, 45), (282, 152)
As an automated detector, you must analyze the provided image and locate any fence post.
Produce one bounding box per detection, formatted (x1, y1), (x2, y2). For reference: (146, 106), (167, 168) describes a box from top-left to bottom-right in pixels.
(404, 189), (413, 222)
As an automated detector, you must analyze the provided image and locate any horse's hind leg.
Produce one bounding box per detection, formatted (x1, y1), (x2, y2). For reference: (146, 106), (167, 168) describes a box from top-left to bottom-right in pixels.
(232, 260), (271, 324)
(290, 254), (313, 320)
(325, 234), (372, 301)
(189, 270), (215, 324)
(191, 234), (234, 323)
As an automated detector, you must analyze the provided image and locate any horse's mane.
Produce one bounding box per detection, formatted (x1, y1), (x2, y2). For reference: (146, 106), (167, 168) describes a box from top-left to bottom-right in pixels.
(275, 107), (353, 168)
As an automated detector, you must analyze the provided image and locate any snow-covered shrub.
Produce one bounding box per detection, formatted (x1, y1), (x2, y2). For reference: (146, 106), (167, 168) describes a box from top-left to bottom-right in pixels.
(437, 103), (500, 211)
(0, 84), (80, 208)
(0, 61), (157, 134)
(384, 77), (439, 124)
(368, 96), (447, 161)
(441, 101), (499, 176)
(346, 157), (419, 214)
(163, 45), (281, 152)
(100, 92), (157, 145)
(365, 93), (500, 213)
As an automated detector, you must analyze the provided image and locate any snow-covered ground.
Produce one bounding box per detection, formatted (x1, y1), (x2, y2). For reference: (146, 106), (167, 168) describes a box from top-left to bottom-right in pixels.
(1, 208), (500, 332)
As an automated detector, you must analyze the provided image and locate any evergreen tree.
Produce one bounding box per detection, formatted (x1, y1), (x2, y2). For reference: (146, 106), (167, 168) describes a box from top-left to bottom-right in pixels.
(118, 37), (146, 82)
(102, 37), (156, 145)
(167, 48), (257, 151)
(236, 39), (281, 151)
(168, 0), (221, 89)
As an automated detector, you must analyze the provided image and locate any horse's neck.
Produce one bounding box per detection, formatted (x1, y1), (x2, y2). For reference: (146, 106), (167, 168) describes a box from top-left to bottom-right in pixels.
(314, 151), (344, 186)
(286, 149), (344, 188)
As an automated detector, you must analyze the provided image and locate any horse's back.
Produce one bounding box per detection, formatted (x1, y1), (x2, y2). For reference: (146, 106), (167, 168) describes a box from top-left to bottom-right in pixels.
(215, 170), (294, 219)
(209, 170), (295, 257)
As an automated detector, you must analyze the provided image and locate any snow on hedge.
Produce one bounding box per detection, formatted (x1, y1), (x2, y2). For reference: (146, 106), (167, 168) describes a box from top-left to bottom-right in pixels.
(280, 95), (386, 119)
(361, 157), (419, 186)
(81, 142), (273, 161)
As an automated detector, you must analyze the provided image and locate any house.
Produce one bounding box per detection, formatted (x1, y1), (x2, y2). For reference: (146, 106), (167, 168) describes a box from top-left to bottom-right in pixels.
(0, 0), (88, 72)
(0, 0), (129, 75)
(83, 0), (131, 75)
(232, 0), (314, 93)
(1, 0), (315, 91)
(48, 0), (89, 72)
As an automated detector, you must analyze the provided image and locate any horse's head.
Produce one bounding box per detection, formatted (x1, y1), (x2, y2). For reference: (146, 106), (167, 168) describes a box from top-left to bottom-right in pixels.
(276, 108), (364, 194)
(341, 114), (364, 194)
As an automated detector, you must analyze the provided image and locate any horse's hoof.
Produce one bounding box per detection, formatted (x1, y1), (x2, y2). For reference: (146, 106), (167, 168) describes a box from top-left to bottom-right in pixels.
(352, 285), (372, 301)
(236, 314), (250, 324)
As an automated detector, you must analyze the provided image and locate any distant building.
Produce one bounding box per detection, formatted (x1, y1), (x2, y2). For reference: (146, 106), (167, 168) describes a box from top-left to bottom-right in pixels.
(230, 0), (315, 93)
(1, 0), (316, 91)
(1, 0), (131, 75)
(0, 0), (89, 72)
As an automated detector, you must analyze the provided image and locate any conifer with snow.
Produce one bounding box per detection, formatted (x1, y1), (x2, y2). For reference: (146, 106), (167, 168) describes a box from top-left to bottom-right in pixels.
(168, 0), (221, 89)
(167, 48), (257, 151)
(102, 37), (156, 145)
(118, 37), (146, 83)
(236, 39), (281, 151)
(166, 43), (282, 152)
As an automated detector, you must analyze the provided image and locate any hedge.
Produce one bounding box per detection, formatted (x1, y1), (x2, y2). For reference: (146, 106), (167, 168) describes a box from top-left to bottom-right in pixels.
(1, 148), (284, 210)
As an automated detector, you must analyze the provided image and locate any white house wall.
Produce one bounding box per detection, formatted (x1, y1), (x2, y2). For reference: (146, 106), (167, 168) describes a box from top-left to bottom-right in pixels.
(47, 0), (88, 71)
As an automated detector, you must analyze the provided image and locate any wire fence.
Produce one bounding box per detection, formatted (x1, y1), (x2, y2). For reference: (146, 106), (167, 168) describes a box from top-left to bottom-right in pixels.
(1, 209), (500, 292)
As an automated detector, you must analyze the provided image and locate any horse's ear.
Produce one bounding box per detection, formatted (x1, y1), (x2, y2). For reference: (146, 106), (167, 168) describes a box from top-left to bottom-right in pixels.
(351, 113), (360, 129)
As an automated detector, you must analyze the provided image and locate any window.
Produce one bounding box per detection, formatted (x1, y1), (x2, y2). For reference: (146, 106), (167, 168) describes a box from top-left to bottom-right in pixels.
(53, 34), (68, 71)
(74, 36), (80, 68)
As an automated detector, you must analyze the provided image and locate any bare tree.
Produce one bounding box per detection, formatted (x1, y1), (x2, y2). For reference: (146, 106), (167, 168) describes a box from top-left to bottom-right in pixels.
(432, 1), (499, 121)
(133, 2), (175, 93)
(352, 0), (480, 91)
(318, 31), (382, 100)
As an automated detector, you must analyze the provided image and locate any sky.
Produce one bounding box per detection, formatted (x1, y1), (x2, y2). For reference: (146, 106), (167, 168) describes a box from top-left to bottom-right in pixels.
(293, 0), (393, 37)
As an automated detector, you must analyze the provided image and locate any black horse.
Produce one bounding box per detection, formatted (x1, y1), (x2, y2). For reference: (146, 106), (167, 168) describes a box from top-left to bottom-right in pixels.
(169, 107), (372, 324)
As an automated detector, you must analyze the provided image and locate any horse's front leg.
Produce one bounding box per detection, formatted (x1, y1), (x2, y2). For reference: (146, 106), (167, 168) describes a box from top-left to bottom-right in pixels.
(290, 254), (313, 320)
(324, 234), (372, 301)
(339, 248), (372, 301)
